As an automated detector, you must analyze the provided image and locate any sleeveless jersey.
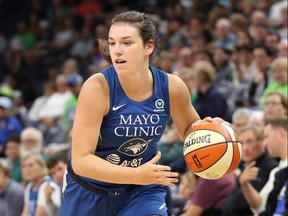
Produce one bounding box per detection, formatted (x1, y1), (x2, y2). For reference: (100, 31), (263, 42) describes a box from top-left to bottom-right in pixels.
(81, 66), (170, 188)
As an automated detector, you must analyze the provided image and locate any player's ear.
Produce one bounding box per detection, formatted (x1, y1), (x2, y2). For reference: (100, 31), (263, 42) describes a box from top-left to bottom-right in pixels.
(145, 40), (154, 55)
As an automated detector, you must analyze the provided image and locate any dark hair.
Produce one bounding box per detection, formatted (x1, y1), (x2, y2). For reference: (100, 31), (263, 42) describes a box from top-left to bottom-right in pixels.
(265, 117), (287, 132)
(253, 45), (274, 57)
(6, 134), (21, 144)
(98, 11), (158, 65)
(47, 153), (69, 169)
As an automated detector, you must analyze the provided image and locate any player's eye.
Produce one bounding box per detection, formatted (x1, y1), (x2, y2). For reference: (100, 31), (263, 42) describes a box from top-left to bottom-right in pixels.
(123, 41), (132, 46)
(108, 41), (115, 46)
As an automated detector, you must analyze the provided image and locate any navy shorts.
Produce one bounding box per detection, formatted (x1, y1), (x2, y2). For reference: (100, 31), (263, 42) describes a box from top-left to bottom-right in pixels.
(60, 173), (168, 216)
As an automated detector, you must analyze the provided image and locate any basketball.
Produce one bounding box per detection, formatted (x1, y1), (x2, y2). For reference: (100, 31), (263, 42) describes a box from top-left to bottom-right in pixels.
(183, 121), (242, 180)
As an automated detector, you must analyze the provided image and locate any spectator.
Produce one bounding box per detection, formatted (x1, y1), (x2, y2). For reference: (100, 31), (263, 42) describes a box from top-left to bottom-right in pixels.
(231, 108), (251, 135)
(70, 26), (95, 59)
(4, 134), (22, 183)
(213, 18), (236, 51)
(212, 47), (234, 99)
(62, 74), (83, 128)
(277, 39), (288, 57)
(222, 125), (278, 216)
(264, 30), (281, 58)
(277, 6), (288, 40)
(27, 81), (56, 124)
(235, 30), (254, 47)
(175, 67), (197, 103)
(242, 45), (272, 108)
(19, 127), (47, 160)
(0, 97), (22, 157)
(37, 74), (72, 120)
(179, 173), (235, 216)
(249, 111), (265, 129)
(0, 159), (24, 216)
(21, 153), (61, 216)
(240, 117), (288, 215)
(47, 153), (69, 188)
(193, 60), (229, 120)
(174, 171), (197, 216)
(263, 92), (287, 121)
(260, 56), (287, 104)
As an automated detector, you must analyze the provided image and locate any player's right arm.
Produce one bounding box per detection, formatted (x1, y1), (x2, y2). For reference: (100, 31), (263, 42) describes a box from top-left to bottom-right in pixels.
(71, 73), (178, 186)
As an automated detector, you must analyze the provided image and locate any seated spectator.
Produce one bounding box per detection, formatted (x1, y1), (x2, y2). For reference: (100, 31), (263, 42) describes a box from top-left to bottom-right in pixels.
(179, 172), (235, 216)
(231, 108), (251, 135)
(21, 153), (61, 216)
(262, 166), (288, 216)
(174, 67), (197, 104)
(62, 74), (83, 128)
(240, 117), (287, 215)
(4, 134), (22, 183)
(27, 81), (56, 124)
(249, 110), (265, 129)
(277, 39), (288, 57)
(193, 60), (229, 120)
(0, 159), (24, 216)
(213, 18), (236, 51)
(47, 153), (68, 188)
(244, 45), (272, 108)
(263, 92), (287, 121)
(222, 125), (278, 216)
(20, 127), (47, 161)
(174, 171), (197, 216)
(36, 74), (72, 120)
(0, 97), (22, 157)
(260, 56), (287, 105)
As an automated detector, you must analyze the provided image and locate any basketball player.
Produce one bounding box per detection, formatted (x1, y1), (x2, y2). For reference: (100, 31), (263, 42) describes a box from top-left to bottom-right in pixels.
(60, 11), (223, 216)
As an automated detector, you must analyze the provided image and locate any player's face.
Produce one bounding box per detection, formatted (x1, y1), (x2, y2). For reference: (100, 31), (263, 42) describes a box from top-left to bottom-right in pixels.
(108, 23), (152, 74)
(239, 130), (264, 163)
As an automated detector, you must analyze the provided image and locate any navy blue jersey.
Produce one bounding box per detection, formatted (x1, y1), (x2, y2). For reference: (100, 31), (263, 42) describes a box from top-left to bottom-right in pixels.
(80, 66), (170, 188)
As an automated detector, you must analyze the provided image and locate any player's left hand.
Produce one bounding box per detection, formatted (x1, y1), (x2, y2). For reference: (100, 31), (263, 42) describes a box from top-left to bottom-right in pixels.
(192, 117), (229, 128)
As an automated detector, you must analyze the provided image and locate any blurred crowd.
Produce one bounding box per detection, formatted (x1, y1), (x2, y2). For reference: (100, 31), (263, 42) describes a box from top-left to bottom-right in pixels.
(0, 0), (287, 215)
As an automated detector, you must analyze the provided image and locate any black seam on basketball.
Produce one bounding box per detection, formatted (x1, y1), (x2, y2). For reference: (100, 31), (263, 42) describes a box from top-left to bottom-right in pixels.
(184, 141), (229, 155)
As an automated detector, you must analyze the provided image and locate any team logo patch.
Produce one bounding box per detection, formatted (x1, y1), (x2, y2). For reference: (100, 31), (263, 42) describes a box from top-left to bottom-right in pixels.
(154, 99), (165, 112)
(118, 138), (153, 156)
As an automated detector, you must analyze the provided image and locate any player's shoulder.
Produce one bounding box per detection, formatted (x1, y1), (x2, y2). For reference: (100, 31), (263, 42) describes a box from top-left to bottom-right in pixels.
(82, 71), (108, 94)
(167, 73), (187, 93)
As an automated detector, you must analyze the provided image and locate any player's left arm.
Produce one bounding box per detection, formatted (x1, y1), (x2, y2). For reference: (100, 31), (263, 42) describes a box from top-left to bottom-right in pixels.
(169, 74), (228, 140)
(168, 74), (200, 140)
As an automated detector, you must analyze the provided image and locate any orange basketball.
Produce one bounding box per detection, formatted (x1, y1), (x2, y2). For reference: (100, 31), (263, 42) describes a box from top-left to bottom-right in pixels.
(183, 121), (242, 179)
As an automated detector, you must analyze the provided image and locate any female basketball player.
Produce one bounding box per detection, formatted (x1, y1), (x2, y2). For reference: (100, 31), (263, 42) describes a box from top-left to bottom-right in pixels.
(61, 11), (223, 216)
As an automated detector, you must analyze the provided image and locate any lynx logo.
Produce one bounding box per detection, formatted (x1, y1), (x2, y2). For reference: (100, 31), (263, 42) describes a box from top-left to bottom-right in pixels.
(154, 99), (164, 112)
(192, 154), (202, 168)
(118, 138), (152, 156)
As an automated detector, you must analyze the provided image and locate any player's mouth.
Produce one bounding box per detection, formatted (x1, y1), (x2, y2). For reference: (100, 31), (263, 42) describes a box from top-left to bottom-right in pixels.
(115, 59), (127, 64)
